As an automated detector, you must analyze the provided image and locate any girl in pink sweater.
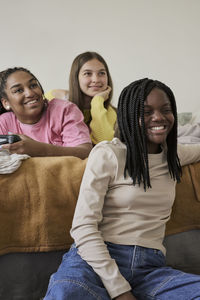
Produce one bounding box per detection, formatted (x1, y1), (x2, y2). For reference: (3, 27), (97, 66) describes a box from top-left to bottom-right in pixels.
(0, 67), (92, 158)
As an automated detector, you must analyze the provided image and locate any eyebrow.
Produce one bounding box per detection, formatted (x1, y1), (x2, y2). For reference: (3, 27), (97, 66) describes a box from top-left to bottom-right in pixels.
(81, 68), (106, 72)
(144, 103), (171, 108)
(10, 78), (37, 90)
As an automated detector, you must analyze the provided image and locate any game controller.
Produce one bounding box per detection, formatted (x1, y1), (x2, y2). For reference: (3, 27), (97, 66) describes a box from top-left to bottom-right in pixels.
(0, 135), (21, 145)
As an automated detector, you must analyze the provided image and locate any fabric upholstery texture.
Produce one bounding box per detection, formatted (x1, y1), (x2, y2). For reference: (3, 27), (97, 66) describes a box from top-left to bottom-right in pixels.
(0, 156), (86, 256)
(165, 161), (200, 235)
(0, 157), (199, 256)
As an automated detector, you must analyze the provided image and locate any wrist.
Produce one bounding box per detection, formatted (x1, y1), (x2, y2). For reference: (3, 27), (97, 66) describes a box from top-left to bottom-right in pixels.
(91, 96), (106, 113)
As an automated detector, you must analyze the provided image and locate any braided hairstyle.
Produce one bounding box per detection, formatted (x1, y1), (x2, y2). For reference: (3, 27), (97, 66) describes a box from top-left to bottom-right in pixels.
(0, 67), (44, 115)
(117, 78), (182, 190)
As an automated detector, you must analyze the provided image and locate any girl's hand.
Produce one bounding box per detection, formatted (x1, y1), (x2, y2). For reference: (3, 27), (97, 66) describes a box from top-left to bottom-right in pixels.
(1, 134), (92, 158)
(95, 86), (112, 101)
(114, 291), (137, 300)
(1, 134), (42, 156)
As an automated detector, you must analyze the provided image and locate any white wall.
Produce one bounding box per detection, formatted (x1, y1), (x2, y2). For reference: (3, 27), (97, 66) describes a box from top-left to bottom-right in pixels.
(1, 0), (200, 112)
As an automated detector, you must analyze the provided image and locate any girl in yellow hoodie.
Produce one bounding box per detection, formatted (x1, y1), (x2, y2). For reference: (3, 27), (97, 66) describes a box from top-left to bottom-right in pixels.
(46, 51), (117, 145)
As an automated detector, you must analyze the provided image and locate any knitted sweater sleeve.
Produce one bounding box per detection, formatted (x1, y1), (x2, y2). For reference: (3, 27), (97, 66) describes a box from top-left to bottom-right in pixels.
(178, 143), (200, 166)
(89, 96), (117, 144)
(44, 90), (54, 101)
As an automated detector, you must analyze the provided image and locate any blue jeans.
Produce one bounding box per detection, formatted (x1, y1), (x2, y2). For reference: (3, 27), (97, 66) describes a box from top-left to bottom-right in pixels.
(44, 243), (200, 300)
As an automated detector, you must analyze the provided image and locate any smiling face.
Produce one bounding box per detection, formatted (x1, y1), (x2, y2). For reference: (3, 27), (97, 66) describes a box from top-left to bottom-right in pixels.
(143, 88), (175, 154)
(1, 71), (44, 124)
(78, 58), (108, 107)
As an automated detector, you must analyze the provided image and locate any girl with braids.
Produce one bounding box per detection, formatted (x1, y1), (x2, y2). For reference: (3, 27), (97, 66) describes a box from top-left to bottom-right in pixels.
(46, 51), (117, 145)
(0, 67), (92, 158)
(44, 78), (200, 300)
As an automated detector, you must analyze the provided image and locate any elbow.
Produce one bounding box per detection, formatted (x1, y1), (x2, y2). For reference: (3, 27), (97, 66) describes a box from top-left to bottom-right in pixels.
(78, 143), (93, 159)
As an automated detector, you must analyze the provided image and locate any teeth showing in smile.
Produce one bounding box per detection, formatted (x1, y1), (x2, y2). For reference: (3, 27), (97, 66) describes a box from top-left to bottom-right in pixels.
(25, 100), (38, 105)
(151, 126), (165, 130)
(89, 86), (101, 88)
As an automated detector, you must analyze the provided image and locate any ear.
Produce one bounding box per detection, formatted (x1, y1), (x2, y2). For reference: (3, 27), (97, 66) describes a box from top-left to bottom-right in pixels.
(1, 98), (10, 110)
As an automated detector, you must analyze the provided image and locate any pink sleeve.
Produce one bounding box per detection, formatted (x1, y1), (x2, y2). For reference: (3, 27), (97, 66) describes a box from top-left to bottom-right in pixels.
(58, 101), (91, 147)
(0, 113), (18, 135)
(0, 122), (7, 134)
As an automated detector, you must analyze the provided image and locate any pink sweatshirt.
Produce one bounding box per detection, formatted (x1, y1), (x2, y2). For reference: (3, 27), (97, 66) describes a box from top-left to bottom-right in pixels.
(0, 99), (91, 147)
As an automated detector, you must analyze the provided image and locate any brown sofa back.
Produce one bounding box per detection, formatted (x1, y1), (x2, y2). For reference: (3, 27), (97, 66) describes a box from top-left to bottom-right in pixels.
(0, 157), (200, 256)
(166, 161), (200, 235)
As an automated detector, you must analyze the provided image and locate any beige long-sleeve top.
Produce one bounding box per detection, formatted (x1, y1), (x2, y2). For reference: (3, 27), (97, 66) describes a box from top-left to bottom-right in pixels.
(71, 138), (200, 299)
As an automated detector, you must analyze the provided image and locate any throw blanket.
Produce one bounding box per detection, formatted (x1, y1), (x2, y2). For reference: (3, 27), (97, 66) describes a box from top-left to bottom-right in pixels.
(165, 161), (200, 235)
(0, 156), (86, 256)
(178, 123), (200, 144)
(0, 156), (199, 255)
(0, 150), (30, 174)
(178, 111), (200, 144)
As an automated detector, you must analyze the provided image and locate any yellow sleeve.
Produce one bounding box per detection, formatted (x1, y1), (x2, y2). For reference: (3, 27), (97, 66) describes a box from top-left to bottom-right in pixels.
(44, 90), (54, 101)
(90, 96), (117, 144)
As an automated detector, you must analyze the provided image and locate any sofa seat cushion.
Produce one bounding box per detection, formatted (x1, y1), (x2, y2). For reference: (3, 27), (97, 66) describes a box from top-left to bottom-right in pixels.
(0, 250), (66, 300)
(164, 229), (200, 275)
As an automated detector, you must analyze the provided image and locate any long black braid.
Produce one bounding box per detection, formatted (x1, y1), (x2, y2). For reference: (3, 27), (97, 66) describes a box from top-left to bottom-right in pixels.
(0, 67), (44, 115)
(117, 78), (182, 191)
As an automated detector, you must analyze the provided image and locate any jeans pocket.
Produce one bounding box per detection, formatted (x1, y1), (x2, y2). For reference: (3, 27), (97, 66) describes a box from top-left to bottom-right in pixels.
(153, 248), (165, 258)
(150, 248), (166, 267)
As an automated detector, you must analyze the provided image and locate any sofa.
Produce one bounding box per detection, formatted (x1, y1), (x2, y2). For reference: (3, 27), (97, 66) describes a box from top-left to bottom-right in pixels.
(0, 156), (200, 300)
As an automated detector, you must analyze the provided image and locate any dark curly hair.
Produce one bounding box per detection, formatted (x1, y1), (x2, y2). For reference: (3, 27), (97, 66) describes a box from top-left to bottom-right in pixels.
(117, 78), (182, 190)
(0, 67), (44, 114)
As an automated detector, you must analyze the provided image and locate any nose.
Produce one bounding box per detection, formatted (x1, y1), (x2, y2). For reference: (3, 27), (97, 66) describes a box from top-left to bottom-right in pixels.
(152, 110), (165, 121)
(24, 88), (35, 97)
(91, 73), (99, 82)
